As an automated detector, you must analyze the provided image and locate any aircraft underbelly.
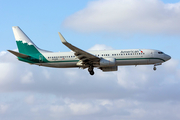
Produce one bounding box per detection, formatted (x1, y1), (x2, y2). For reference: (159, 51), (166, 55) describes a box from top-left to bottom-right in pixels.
(148, 59), (163, 64)
(116, 58), (151, 65)
(36, 57), (163, 68)
(116, 58), (163, 66)
(37, 62), (77, 68)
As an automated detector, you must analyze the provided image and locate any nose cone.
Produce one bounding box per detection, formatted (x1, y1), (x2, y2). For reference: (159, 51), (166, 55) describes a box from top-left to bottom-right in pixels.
(165, 54), (171, 61)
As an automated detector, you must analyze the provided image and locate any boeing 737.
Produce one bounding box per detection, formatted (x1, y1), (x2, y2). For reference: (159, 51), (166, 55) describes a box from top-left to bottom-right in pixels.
(8, 26), (171, 75)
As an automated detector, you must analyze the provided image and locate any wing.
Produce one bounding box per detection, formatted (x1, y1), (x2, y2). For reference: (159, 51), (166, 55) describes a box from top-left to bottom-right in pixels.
(58, 32), (100, 65)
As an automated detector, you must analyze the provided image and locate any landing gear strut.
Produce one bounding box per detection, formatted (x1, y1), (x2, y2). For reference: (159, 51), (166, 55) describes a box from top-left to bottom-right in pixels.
(153, 63), (162, 71)
(88, 65), (94, 75)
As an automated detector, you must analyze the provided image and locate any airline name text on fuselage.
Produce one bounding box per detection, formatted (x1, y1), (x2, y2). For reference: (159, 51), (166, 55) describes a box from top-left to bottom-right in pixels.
(120, 50), (140, 53)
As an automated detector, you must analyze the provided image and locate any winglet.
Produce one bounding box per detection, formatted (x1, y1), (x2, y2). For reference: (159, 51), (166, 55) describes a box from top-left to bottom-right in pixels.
(58, 32), (67, 43)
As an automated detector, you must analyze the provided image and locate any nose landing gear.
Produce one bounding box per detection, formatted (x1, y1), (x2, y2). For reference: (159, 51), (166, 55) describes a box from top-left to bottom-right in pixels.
(153, 66), (157, 71)
(153, 63), (162, 71)
(88, 65), (94, 75)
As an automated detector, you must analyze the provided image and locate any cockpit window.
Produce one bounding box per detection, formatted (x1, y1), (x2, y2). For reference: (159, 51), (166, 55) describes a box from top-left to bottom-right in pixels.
(158, 52), (164, 54)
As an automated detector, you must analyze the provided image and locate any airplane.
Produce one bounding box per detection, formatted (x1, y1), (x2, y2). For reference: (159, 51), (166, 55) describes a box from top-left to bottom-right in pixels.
(8, 26), (171, 75)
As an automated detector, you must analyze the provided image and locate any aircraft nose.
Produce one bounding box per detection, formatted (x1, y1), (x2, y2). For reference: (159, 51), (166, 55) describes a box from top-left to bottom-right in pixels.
(165, 54), (171, 61)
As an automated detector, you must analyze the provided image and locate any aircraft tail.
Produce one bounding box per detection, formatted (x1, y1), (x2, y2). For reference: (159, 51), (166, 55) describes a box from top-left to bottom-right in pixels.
(10, 26), (50, 63)
(12, 26), (42, 55)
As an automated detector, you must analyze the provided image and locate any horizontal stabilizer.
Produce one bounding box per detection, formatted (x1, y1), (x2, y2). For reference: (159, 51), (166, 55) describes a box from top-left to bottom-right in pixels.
(8, 50), (29, 58)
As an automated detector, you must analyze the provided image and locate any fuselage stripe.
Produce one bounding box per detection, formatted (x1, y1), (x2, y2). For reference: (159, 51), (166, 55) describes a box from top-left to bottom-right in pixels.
(44, 57), (165, 63)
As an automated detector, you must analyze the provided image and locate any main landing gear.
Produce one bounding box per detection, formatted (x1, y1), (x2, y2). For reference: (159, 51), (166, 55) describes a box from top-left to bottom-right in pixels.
(88, 65), (94, 75)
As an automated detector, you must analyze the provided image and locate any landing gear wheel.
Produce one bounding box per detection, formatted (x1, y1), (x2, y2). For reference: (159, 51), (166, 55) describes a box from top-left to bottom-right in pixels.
(153, 66), (157, 71)
(90, 71), (94, 75)
(88, 65), (95, 75)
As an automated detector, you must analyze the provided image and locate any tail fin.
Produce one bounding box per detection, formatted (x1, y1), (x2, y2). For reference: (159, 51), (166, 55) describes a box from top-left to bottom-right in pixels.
(12, 26), (41, 55)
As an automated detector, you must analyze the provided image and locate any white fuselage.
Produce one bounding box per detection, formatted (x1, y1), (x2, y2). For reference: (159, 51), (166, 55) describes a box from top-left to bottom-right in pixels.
(37, 49), (171, 68)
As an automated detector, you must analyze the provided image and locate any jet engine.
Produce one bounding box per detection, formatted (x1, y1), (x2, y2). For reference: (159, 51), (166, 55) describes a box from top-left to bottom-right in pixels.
(100, 66), (118, 72)
(100, 58), (116, 67)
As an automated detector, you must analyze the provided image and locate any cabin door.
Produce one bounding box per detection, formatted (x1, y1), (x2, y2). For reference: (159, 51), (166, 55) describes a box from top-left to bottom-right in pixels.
(148, 51), (154, 63)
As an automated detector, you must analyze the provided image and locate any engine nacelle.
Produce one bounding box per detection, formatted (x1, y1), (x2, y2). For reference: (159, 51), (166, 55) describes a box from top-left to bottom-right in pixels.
(100, 58), (116, 67)
(100, 66), (118, 72)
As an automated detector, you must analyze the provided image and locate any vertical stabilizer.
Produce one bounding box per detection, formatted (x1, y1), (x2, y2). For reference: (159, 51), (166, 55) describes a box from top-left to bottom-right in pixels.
(12, 26), (40, 55)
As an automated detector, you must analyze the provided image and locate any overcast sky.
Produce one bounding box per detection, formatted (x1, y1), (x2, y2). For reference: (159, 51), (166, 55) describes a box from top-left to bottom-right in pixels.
(1, 0), (180, 120)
